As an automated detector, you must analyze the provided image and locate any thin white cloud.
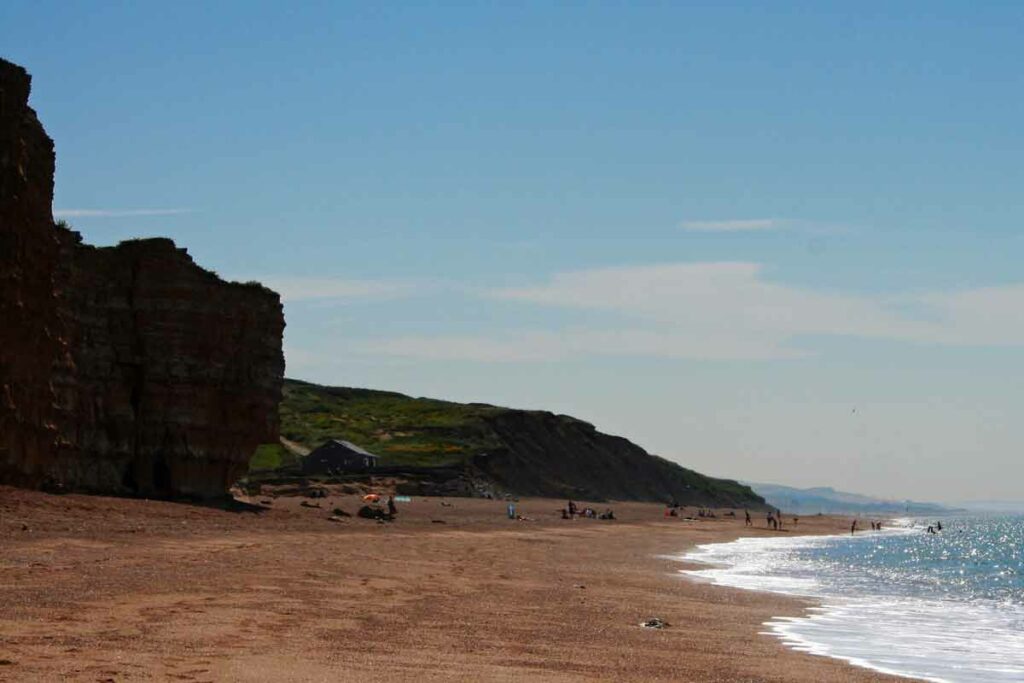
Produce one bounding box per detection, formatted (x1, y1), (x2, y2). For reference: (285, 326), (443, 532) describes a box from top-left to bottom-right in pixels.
(361, 329), (805, 363)
(257, 276), (421, 303)
(492, 262), (931, 338)
(53, 208), (193, 218)
(911, 284), (1024, 346)
(354, 262), (1024, 362)
(680, 218), (784, 232)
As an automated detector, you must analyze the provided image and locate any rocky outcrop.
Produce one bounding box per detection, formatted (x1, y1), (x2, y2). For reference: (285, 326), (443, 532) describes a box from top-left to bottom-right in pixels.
(0, 58), (285, 498)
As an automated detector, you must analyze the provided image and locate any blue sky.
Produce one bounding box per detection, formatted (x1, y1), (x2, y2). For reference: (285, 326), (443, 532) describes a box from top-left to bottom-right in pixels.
(4, 2), (1024, 501)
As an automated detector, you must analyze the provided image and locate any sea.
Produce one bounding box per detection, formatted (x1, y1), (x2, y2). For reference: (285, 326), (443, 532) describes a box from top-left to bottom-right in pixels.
(681, 516), (1024, 682)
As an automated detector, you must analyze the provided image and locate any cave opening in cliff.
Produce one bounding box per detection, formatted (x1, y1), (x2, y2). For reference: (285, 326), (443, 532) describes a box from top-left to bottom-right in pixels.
(119, 453), (173, 498)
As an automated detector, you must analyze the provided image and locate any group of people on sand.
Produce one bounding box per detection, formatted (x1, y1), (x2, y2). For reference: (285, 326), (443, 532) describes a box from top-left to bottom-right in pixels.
(664, 501), (729, 520)
(358, 494), (398, 521)
(660, 505), (803, 530)
(663, 504), (703, 518)
(561, 500), (615, 520)
(766, 509), (794, 530)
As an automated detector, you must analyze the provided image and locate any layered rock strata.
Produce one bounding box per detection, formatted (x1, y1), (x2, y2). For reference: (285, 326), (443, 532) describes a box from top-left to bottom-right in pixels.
(1, 58), (285, 498)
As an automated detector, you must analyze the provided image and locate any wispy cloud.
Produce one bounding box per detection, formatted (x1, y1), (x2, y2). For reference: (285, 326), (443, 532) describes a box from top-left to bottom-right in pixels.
(256, 276), (422, 303)
(680, 218), (784, 232)
(353, 262), (1024, 362)
(359, 329), (805, 363)
(53, 208), (193, 218)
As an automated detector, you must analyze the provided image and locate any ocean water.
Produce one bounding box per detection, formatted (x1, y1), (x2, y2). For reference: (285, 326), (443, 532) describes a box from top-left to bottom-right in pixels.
(682, 516), (1024, 682)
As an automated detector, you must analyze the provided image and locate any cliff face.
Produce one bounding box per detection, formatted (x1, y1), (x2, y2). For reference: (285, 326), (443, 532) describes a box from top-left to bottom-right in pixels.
(0, 58), (285, 498)
(0, 59), (63, 491)
(476, 411), (763, 507)
(277, 379), (766, 508)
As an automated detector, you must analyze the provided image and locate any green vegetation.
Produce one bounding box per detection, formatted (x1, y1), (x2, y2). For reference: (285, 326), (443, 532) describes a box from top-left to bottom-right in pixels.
(276, 379), (507, 467)
(248, 378), (764, 507)
(650, 455), (758, 502)
(249, 442), (299, 471)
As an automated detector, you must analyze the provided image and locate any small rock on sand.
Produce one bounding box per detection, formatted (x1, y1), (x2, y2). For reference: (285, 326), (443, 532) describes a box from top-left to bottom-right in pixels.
(640, 618), (669, 629)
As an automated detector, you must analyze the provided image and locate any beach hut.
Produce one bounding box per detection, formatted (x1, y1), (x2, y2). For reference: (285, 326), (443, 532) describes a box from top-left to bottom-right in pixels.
(302, 439), (379, 475)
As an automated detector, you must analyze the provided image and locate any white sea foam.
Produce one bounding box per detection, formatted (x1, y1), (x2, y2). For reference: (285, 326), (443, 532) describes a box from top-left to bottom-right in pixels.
(680, 529), (1024, 683)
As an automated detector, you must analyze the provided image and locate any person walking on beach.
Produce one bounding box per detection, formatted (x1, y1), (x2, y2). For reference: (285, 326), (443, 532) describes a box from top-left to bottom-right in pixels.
(851, 519), (857, 535)
(387, 495), (397, 518)
(744, 509), (751, 526)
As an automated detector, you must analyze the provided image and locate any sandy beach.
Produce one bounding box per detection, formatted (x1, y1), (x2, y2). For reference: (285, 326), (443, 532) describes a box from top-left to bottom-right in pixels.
(0, 487), (903, 682)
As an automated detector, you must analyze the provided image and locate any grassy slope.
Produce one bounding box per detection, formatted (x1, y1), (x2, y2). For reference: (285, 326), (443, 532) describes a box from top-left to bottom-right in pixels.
(274, 379), (505, 468)
(256, 379), (762, 506)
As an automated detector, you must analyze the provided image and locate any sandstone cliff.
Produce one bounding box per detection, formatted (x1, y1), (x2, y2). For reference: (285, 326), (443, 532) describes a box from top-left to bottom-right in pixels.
(0, 58), (285, 498)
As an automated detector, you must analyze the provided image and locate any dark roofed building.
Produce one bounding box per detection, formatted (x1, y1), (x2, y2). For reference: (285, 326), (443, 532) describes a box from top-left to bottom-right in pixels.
(302, 439), (379, 475)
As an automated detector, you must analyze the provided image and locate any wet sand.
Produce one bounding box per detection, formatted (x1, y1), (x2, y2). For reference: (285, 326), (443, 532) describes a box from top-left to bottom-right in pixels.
(0, 487), (904, 681)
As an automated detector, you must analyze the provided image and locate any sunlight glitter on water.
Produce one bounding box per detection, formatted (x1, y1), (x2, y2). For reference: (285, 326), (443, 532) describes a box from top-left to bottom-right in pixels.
(681, 517), (1024, 683)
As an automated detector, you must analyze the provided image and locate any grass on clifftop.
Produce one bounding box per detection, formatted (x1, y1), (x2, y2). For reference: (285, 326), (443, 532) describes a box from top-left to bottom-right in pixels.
(272, 378), (506, 468)
(249, 379), (764, 508)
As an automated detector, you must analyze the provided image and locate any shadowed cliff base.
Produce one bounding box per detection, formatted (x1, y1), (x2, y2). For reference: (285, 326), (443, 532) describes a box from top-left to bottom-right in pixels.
(0, 58), (285, 499)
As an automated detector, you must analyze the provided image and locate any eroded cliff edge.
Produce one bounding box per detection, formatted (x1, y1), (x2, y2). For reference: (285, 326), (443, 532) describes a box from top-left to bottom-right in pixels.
(1, 58), (285, 498)
(274, 380), (766, 508)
